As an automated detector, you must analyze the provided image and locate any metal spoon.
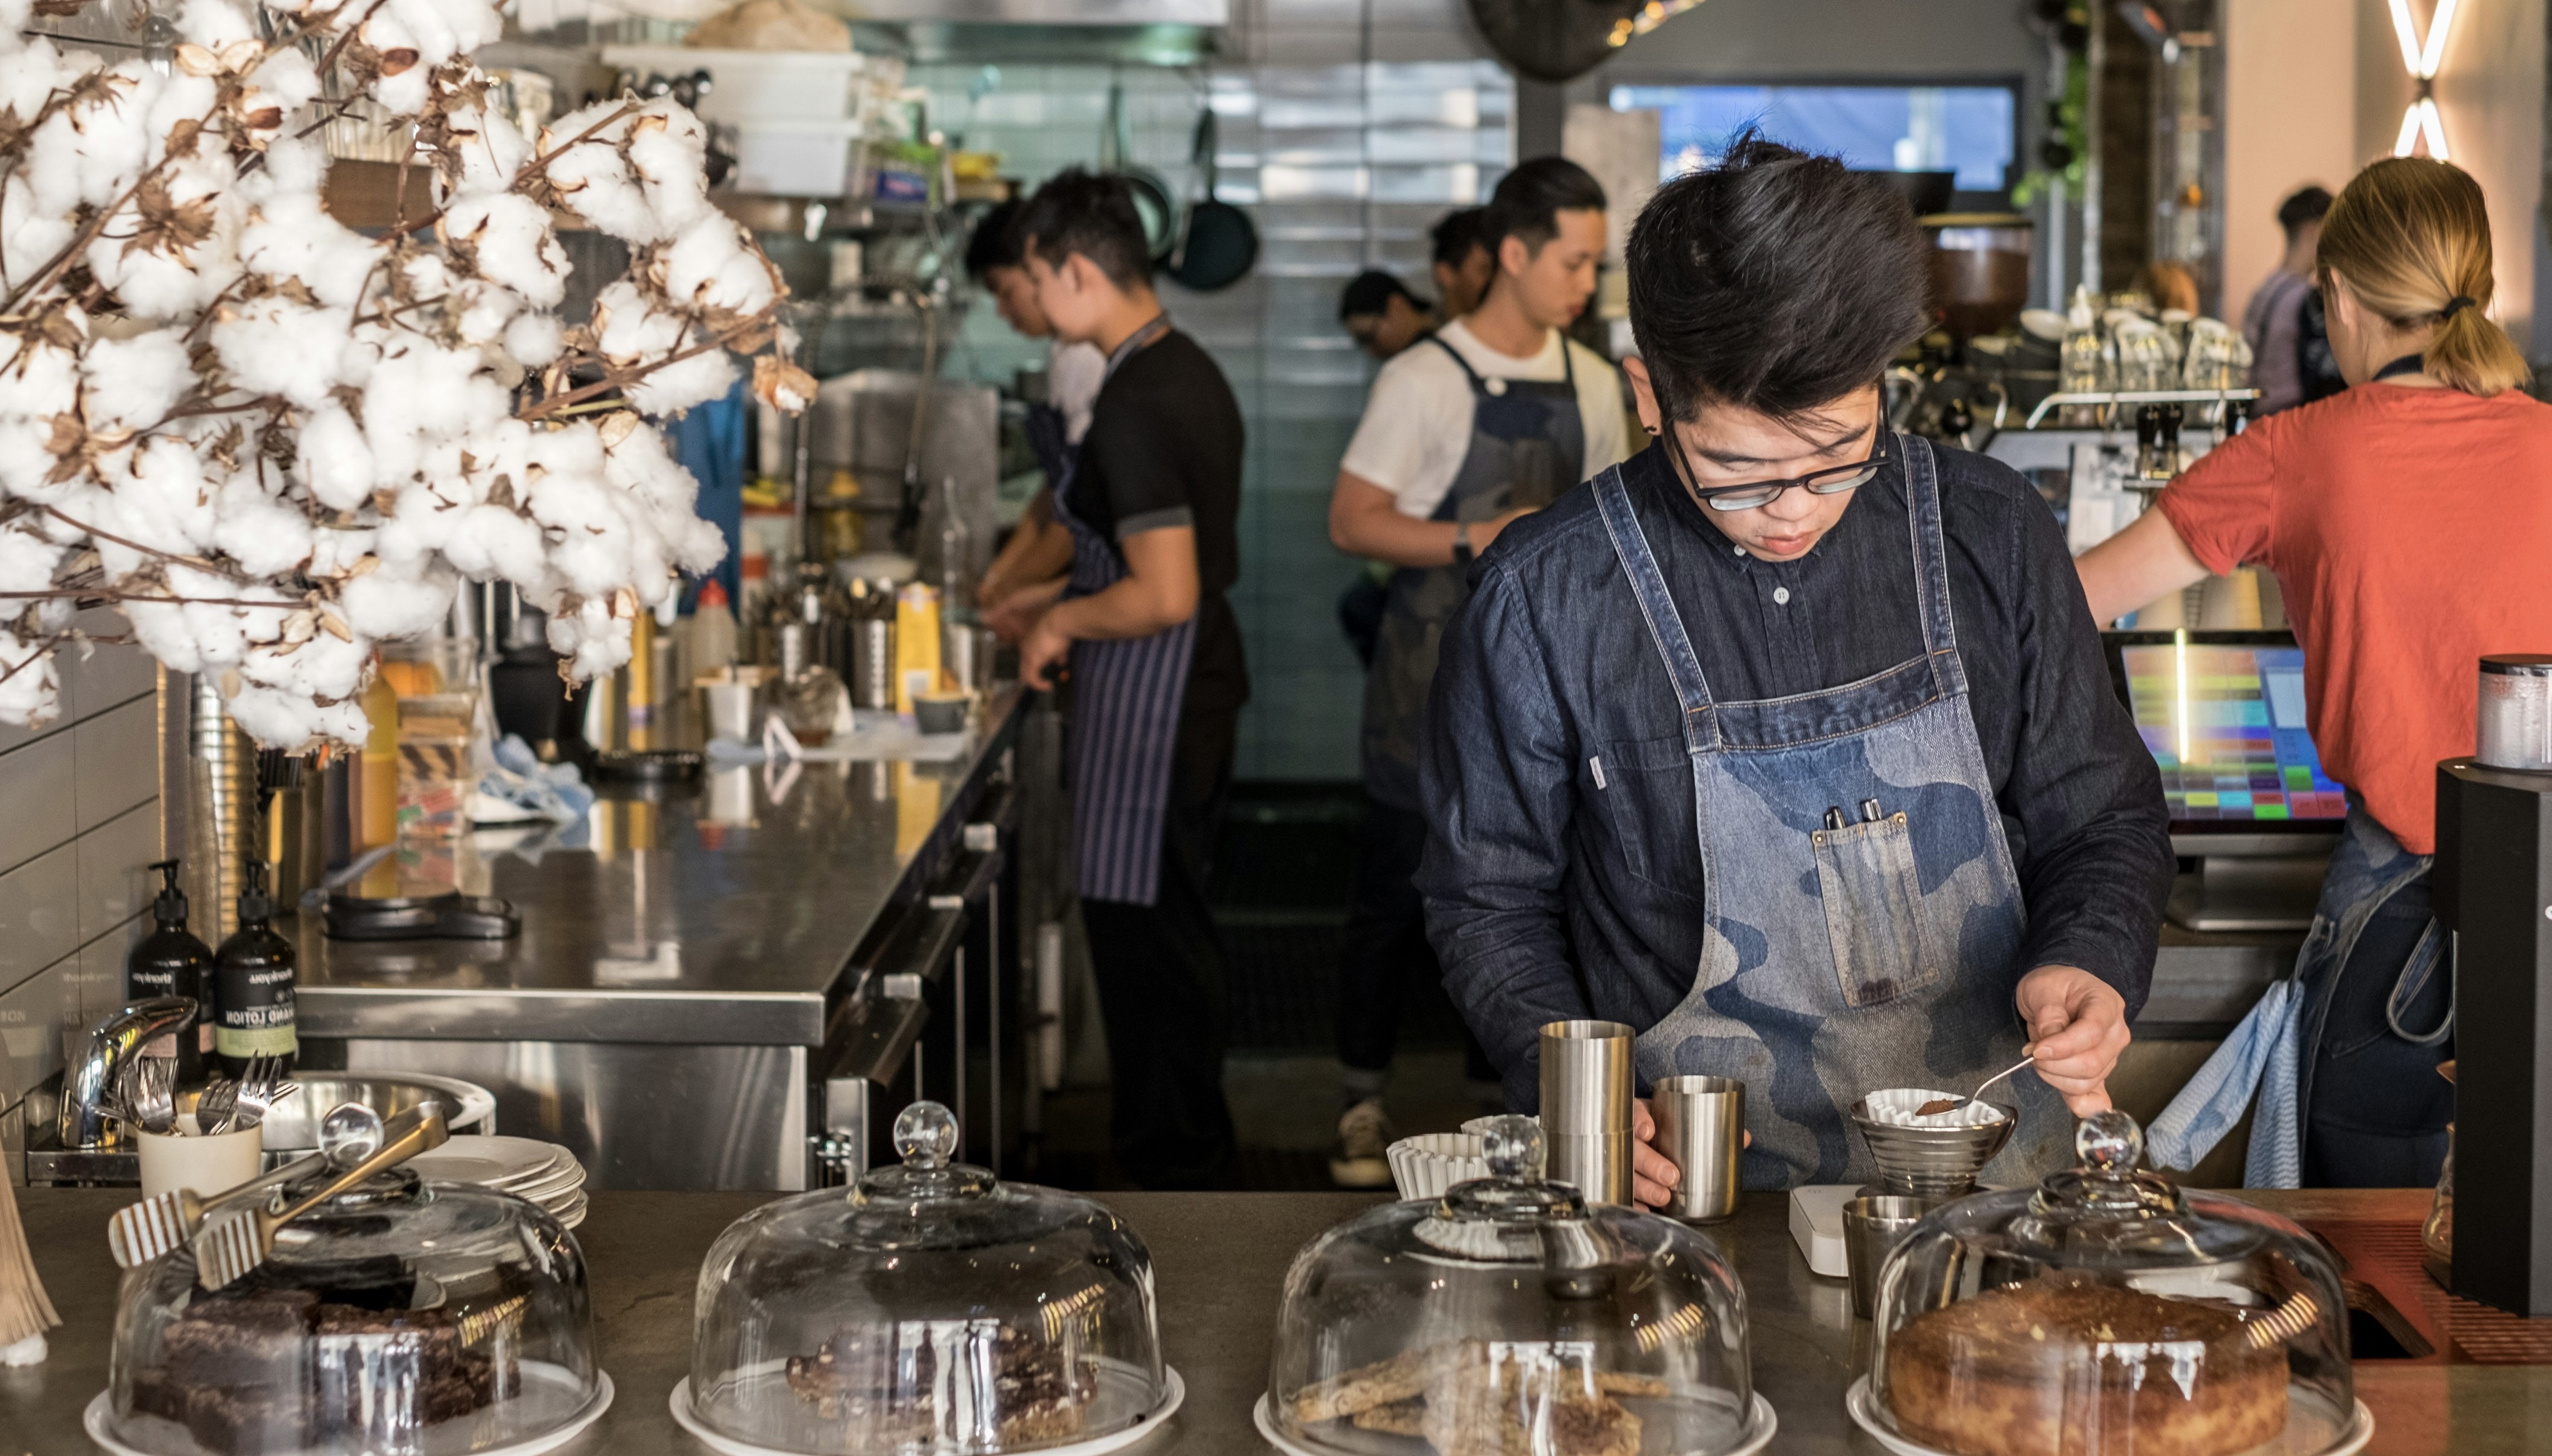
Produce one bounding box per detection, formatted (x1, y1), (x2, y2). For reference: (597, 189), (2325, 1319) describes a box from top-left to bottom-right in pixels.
(318, 1102), (385, 1168)
(1917, 1054), (2037, 1119)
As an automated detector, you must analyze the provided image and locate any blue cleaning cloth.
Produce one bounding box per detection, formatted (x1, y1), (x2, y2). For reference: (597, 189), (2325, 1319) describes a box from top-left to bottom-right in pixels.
(2145, 977), (2302, 1187)
(483, 734), (597, 824)
(667, 374), (749, 609)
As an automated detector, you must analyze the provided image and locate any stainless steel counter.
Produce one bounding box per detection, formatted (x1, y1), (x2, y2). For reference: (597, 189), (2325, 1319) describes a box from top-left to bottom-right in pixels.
(296, 688), (1029, 1048)
(6, 1185), (2539, 1454)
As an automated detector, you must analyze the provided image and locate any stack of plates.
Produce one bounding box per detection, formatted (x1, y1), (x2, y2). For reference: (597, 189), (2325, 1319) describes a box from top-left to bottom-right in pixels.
(407, 1135), (590, 1229)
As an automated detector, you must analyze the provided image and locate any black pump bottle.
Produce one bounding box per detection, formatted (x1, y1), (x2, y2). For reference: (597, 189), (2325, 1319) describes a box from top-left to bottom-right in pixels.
(128, 859), (214, 1082)
(212, 861), (298, 1076)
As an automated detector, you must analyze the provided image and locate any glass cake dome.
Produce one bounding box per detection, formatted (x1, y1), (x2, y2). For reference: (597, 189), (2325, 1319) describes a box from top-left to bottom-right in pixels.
(683, 1101), (1171, 1455)
(104, 1168), (604, 1455)
(1260, 1115), (1771, 1456)
(1862, 1110), (2362, 1456)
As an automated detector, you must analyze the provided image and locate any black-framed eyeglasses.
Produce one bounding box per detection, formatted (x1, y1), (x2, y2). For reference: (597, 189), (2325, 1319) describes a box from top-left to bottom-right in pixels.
(1663, 424), (1890, 513)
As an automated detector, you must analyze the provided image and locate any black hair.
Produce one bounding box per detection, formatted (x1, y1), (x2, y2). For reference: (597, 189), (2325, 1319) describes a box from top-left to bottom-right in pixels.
(1625, 133), (1928, 423)
(1482, 158), (1607, 258)
(964, 198), (1025, 282)
(1430, 207), (1488, 269)
(1339, 269), (1422, 320)
(2278, 185), (2334, 241)
(1016, 168), (1154, 288)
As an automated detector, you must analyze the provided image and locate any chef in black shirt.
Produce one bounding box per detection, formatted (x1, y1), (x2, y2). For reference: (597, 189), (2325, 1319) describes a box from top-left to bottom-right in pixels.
(1417, 138), (2175, 1202)
(1012, 169), (1249, 1188)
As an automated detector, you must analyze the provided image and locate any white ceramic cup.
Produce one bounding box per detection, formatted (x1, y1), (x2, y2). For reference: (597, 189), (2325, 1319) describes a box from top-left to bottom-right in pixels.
(703, 680), (756, 741)
(137, 1119), (265, 1201)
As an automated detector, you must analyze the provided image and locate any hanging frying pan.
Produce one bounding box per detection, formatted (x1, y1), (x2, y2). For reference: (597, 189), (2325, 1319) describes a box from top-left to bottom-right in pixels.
(1099, 81), (1180, 268)
(1167, 108), (1257, 292)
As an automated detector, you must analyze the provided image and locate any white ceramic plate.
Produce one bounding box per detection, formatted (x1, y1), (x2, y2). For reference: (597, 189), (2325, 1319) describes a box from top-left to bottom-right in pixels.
(1252, 1388), (1776, 1456)
(1843, 1376), (2372, 1456)
(88, 1366), (613, 1456)
(669, 1366), (1184, 1456)
(409, 1136), (569, 1189)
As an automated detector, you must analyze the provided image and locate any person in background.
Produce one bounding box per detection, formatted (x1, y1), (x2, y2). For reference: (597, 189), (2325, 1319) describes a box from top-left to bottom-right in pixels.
(1320, 157), (1630, 1187)
(2242, 186), (2332, 415)
(1430, 206), (1495, 321)
(2079, 157), (2551, 1188)
(2133, 259), (2201, 316)
(1011, 170), (1251, 1188)
(968, 199), (1107, 627)
(1340, 270), (1439, 361)
(1422, 138), (2169, 1202)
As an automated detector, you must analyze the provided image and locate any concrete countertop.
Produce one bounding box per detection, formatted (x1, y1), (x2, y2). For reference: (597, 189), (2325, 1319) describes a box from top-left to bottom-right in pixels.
(6, 1184), (2537, 1455)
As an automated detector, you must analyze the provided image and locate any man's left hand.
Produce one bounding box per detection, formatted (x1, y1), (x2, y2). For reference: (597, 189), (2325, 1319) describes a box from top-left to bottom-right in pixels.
(2015, 965), (2130, 1117)
(1021, 608), (1073, 690)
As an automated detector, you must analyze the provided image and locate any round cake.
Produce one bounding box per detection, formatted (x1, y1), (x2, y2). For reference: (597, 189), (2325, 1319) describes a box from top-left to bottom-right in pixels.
(1883, 1278), (2288, 1456)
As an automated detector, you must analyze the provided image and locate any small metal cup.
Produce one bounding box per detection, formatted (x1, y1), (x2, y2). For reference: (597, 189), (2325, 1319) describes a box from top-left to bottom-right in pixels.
(1544, 1132), (1633, 1206)
(1844, 1194), (1936, 1320)
(1652, 1075), (1743, 1221)
(1540, 1019), (1633, 1141)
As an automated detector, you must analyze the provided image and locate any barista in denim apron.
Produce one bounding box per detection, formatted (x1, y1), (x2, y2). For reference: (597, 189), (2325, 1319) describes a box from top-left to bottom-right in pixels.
(1594, 435), (2072, 1187)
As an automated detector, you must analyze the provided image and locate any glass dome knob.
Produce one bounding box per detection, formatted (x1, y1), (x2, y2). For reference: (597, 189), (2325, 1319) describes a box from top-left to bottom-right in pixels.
(894, 1100), (961, 1169)
(1480, 1114), (1545, 1182)
(2076, 1109), (2144, 1172)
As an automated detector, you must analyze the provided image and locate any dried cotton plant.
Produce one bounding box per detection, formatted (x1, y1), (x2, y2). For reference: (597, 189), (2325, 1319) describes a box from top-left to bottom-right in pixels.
(0, 0), (813, 745)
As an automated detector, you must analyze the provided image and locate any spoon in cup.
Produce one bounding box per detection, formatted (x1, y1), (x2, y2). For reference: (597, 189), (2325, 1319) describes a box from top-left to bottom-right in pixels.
(1916, 1054), (2037, 1119)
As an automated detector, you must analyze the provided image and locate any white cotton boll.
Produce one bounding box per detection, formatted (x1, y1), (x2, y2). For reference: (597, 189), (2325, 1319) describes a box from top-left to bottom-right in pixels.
(440, 192), (566, 307)
(451, 282), (523, 346)
(238, 193), (378, 307)
(80, 329), (193, 435)
(0, 524), (64, 596)
(545, 596), (630, 679)
(0, 0), (35, 51)
(23, 115), (86, 220)
(246, 47), (321, 114)
(626, 347), (735, 418)
(307, 526), (377, 580)
(120, 599), (199, 673)
(383, 0), (461, 73)
(0, 633), (61, 731)
(0, 422), (55, 502)
(443, 502), (546, 583)
(673, 514), (726, 575)
(340, 562), (459, 638)
(625, 105), (714, 237)
(213, 485), (314, 577)
(223, 683), (344, 749)
(600, 417), (694, 515)
(590, 280), (684, 361)
(441, 103), (532, 192)
(504, 312), (563, 368)
(212, 298), (356, 409)
(102, 442), (218, 554)
(242, 630), (368, 702)
(177, 0), (258, 49)
(0, 337), (79, 420)
(523, 473), (632, 598)
(0, 181), (76, 289)
(0, 40), (84, 118)
(297, 405), (377, 511)
(660, 214), (773, 315)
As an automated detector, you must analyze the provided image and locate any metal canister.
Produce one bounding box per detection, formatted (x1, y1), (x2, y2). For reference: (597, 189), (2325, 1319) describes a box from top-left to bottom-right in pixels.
(2477, 655), (2552, 771)
(1540, 1019), (1634, 1205)
(852, 603), (897, 712)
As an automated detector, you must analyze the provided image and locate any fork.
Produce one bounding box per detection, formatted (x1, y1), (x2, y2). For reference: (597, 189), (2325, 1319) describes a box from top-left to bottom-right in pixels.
(230, 1069), (295, 1134)
(118, 1055), (176, 1134)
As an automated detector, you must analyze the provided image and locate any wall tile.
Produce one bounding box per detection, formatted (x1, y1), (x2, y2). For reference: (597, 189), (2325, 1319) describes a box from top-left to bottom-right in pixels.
(76, 916), (149, 1023)
(0, 731), (78, 876)
(0, 845), (81, 1000)
(75, 696), (160, 835)
(77, 802), (160, 949)
(0, 955), (74, 1107)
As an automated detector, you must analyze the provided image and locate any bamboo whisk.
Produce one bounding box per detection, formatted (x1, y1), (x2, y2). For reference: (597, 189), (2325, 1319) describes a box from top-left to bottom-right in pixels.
(0, 1169), (59, 1361)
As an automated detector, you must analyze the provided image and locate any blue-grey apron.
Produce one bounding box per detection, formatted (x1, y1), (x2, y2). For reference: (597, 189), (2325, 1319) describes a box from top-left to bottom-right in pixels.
(1054, 314), (1193, 906)
(1359, 334), (1585, 811)
(1592, 433), (2070, 1190)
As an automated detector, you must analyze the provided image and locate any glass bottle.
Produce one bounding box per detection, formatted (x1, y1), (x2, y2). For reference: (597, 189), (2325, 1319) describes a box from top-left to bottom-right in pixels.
(212, 860), (297, 1077)
(773, 621), (847, 747)
(127, 859), (213, 1083)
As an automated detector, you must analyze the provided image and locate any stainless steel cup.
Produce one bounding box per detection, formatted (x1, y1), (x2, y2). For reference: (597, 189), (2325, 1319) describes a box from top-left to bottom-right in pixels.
(1544, 1133), (1633, 1206)
(1652, 1075), (1743, 1221)
(1843, 1194), (1935, 1319)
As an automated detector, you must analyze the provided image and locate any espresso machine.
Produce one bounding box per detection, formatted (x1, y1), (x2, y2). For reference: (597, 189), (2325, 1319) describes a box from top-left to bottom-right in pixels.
(2435, 654), (2552, 1315)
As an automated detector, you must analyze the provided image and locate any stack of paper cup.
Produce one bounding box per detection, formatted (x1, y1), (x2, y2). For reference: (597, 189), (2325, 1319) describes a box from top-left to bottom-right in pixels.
(1386, 1134), (1488, 1199)
(1540, 1020), (1634, 1205)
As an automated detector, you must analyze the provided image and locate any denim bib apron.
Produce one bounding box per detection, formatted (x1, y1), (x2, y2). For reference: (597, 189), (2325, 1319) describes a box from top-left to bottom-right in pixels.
(1592, 433), (2070, 1189)
(1360, 333), (1586, 811)
(1053, 314), (1194, 906)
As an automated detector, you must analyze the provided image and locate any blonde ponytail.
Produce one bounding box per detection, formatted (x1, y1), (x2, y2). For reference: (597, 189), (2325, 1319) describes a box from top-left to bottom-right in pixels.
(2317, 156), (2531, 397)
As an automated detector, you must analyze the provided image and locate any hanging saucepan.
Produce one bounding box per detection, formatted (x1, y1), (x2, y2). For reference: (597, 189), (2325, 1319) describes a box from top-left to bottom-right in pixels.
(1099, 80), (1180, 267)
(1167, 107), (1257, 292)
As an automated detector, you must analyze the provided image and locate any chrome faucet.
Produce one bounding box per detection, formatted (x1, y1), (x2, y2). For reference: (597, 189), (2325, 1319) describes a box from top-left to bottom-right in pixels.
(58, 997), (196, 1150)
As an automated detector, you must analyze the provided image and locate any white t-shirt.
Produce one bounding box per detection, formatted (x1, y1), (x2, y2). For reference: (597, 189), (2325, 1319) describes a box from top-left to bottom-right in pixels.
(1339, 319), (1632, 519)
(1049, 341), (1106, 445)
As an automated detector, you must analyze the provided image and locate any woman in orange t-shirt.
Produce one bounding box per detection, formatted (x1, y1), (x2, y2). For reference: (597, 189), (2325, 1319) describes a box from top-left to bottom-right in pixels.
(2080, 157), (2552, 1188)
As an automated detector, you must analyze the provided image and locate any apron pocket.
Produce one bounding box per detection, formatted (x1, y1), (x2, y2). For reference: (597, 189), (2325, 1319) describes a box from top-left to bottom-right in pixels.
(1592, 733), (1706, 902)
(1812, 812), (1937, 1008)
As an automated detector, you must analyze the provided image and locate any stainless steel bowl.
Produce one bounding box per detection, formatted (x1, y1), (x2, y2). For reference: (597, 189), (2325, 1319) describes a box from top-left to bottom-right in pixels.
(258, 1073), (497, 1153)
(1847, 1096), (2016, 1198)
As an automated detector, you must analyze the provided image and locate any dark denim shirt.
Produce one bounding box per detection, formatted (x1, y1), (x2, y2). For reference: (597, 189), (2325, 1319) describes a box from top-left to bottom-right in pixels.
(1417, 441), (2175, 1109)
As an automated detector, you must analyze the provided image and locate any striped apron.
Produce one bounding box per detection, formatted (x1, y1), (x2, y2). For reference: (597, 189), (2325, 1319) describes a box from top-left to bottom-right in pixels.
(1055, 314), (1195, 906)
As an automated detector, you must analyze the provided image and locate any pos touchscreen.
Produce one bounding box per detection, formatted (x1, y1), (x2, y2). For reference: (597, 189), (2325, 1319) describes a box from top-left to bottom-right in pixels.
(2104, 630), (2348, 829)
